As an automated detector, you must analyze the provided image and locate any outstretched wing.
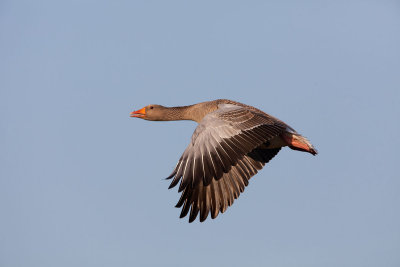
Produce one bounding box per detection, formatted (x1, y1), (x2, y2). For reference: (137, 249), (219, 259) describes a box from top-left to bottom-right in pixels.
(176, 147), (281, 222)
(166, 103), (288, 222)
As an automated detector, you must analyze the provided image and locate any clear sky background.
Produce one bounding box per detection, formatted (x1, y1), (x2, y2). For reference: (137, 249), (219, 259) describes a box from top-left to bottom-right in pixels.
(1, 1), (399, 266)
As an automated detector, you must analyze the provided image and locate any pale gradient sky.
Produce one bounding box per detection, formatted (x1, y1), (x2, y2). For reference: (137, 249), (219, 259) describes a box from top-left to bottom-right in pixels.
(1, 1), (400, 266)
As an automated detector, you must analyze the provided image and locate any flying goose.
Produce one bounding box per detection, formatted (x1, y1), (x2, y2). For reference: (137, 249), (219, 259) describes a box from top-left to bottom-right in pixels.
(130, 99), (317, 222)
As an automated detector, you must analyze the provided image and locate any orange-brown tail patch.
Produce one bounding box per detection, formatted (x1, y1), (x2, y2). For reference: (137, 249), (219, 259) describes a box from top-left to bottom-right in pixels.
(283, 133), (318, 155)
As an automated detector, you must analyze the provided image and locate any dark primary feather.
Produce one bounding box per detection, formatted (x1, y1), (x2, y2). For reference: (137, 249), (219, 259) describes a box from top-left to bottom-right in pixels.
(166, 103), (289, 222)
(175, 147), (281, 222)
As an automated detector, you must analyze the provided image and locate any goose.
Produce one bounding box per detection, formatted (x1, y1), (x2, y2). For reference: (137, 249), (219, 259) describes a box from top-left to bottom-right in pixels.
(130, 99), (317, 222)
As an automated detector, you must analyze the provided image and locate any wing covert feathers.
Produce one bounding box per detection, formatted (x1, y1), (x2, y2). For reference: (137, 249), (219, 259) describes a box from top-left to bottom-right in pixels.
(166, 103), (287, 222)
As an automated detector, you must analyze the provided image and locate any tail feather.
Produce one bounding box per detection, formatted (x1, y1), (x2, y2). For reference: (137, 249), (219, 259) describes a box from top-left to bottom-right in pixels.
(283, 133), (317, 155)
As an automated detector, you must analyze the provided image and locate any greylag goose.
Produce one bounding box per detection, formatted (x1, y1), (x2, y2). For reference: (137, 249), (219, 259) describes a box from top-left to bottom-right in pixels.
(130, 99), (317, 222)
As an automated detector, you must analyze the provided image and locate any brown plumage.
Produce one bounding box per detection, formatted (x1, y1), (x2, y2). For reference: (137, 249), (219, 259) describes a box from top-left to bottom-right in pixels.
(130, 99), (317, 222)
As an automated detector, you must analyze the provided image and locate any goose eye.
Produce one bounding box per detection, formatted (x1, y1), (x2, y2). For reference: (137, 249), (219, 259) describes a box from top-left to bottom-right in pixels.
(150, 106), (154, 109)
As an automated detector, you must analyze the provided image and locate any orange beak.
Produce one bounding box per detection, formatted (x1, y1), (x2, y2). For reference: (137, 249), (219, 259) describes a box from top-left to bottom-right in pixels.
(130, 107), (146, 118)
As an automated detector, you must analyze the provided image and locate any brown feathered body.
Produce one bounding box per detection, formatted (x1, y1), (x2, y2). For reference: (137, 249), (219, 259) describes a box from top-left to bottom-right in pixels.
(131, 99), (317, 222)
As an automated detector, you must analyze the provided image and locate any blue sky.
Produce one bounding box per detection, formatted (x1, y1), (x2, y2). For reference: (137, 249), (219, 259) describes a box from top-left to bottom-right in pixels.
(1, 1), (399, 266)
